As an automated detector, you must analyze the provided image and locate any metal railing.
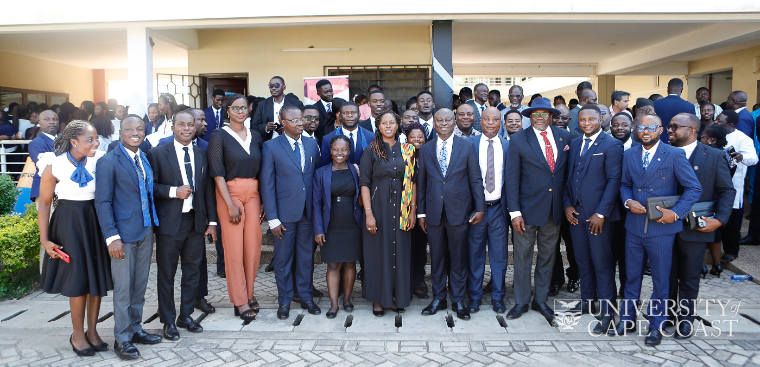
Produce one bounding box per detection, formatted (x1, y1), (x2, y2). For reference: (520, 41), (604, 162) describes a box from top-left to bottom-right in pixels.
(0, 140), (31, 183)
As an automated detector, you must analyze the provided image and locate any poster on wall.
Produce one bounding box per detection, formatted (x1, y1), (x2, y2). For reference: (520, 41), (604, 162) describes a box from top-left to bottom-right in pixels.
(303, 76), (350, 105)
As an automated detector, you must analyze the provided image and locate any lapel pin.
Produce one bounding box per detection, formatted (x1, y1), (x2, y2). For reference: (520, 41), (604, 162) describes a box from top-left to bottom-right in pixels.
(657, 158), (661, 161)
(559, 138), (563, 141)
(694, 166), (699, 170)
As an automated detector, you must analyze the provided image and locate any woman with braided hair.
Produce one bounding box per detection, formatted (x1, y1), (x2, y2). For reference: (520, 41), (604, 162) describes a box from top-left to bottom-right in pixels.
(359, 109), (417, 316)
(36, 120), (113, 356)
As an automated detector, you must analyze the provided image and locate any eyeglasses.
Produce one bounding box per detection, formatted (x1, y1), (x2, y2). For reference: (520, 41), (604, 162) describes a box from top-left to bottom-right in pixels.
(268, 83), (282, 89)
(228, 106), (248, 113)
(302, 116), (319, 121)
(668, 123), (692, 131)
(531, 112), (550, 118)
(281, 118), (303, 124)
(636, 125), (660, 132)
(508, 94), (523, 98)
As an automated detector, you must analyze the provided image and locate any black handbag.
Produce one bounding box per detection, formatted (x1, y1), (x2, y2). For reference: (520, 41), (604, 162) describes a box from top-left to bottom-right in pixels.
(643, 196), (715, 233)
(686, 201), (716, 230)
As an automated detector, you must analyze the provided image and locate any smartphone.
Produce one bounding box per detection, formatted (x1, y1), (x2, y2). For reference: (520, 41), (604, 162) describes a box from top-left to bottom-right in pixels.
(697, 217), (707, 228)
(53, 248), (70, 263)
(467, 211), (476, 221)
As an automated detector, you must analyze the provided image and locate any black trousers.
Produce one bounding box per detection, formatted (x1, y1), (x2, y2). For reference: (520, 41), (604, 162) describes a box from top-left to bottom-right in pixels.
(156, 213), (205, 324)
(196, 251), (208, 298)
(215, 224), (224, 274)
(551, 218), (579, 285)
(721, 208), (744, 257)
(410, 225), (428, 291)
(427, 207), (469, 303)
(611, 219), (628, 296)
(668, 237), (706, 323)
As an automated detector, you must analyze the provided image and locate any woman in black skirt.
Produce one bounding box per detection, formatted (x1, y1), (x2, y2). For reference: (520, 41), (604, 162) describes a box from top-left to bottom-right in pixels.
(37, 120), (113, 356)
(313, 135), (362, 318)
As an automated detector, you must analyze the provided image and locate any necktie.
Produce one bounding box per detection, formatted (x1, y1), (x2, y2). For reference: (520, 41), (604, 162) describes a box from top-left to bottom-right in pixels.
(439, 141), (448, 177)
(485, 139), (495, 193)
(348, 131), (355, 163)
(423, 122), (430, 137)
(480, 106), (485, 115)
(643, 151), (650, 171)
(326, 102), (332, 114)
(215, 110), (219, 128)
(294, 141), (303, 171)
(134, 153), (153, 226)
(581, 138), (592, 157)
(540, 131), (555, 173)
(183, 147), (194, 192)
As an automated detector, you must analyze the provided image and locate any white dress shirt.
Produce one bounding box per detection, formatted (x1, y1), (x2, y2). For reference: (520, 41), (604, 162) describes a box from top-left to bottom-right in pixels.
(367, 116), (377, 133)
(271, 99), (286, 139)
(419, 116), (433, 138)
(436, 136), (453, 172)
(473, 100), (487, 116)
(623, 136), (633, 151)
(578, 129), (603, 156)
(302, 130), (319, 153)
(642, 139), (660, 162)
(679, 140), (698, 160)
(726, 130), (758, 208)
(211, 106), (222, 127)
(479, 135), (503, 201)
(268, 134), (306, 230)
(169, 140), (196, 213)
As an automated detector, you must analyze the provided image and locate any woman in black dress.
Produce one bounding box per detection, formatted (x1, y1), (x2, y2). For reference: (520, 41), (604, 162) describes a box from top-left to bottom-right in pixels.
(403, 122), (430, 299)
(313, 135), (363, 318)
(360, 109), (417, 316)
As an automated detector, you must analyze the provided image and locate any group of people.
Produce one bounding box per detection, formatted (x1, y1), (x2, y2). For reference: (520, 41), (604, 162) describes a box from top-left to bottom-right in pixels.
(22, 74), (760, 361)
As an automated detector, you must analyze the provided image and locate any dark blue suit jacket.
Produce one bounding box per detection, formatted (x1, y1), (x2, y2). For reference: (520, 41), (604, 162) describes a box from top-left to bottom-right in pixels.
(202, 106), (223, 142)
(562, 132), (624, 222)
(737, 108), (755, 140)
(261, 135), (321, 223)
(95, 145), (158, 243)
(417, 135), (487, 226)
(505, 126), (571, 226)
(28, 133), (55, 200)
(157, 135), (208, 150)
(320, 126), (374, 166)
(653, 95), (694, 143)
(620, 142), (701, 237)
(469, 134), (509, 219)
(312, 163), (361, 235)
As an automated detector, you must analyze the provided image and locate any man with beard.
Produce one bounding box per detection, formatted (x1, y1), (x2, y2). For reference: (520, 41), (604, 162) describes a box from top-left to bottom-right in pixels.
(301, 105), (321, 147)
(252, 76), (304, 141)
(500, 85), (531, 130)
(694, 87), (722, 119)
(321, 102), (374, 167)
(359, 90), (386, 134)
(454, 103), (482, 138)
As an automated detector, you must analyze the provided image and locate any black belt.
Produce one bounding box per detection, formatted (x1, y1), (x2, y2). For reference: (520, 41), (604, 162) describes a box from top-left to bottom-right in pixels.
(333, 196), (352, 203)
(486, 199), (501, 207)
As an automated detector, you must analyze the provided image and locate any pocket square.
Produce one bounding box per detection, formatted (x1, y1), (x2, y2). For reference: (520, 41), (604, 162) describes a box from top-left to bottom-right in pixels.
(592, 153), (604, 156)
(563, 145), (570, 151)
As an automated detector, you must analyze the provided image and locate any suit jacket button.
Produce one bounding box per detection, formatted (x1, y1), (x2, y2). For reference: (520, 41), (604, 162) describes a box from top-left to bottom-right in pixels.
(549, 189), (552, 192)
(303, 188), (305, 190)
(440, 196), (443, 199)
(638, 189), (641, 191)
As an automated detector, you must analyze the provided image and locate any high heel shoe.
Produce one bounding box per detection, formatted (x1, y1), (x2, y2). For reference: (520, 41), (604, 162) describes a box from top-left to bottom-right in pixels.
(701, 265), (709, 279)
(70, 335), (96, 357)
(85, 333), (108, 352)
(710, 263), (723, 277)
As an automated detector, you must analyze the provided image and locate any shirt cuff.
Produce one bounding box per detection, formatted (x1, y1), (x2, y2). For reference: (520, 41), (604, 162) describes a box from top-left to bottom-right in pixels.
(106, 235), (121, 246)
(509, 211), (522, 220)
(268, 219), (282, 229)
(417, 214), (426, 218)
(169, 187), (178, 198)
(623, 200), (631, 209)
(208, 222), (217, 226)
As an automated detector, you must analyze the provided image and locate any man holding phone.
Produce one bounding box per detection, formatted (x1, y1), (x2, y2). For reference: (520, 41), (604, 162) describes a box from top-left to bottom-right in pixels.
(252, 76), (304, 141)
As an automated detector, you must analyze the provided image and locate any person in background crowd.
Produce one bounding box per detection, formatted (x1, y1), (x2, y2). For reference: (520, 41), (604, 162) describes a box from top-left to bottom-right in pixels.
(313, 135), (362, 319)
(465, 83), (489, 132)
(358, 94), (372, 121)
(80, 101), (95, 120)
(209, 94), (265, 322)
(113, 105), (127, 137)
(694, 87), (723, 119)
(253, 77), (304, 141)
(29, 110), (59, 203)
(323, 98), (347, 139)
(634, 98), (656, 119)
(60, 102), (78, 124)
(90, 116), (115, 152)
(321, 102), (373, 167)
(302, 105), (321, 146)
(649, 94), (664, 101)
(146, 103), (160, 135)
(203, 89), (225, 142)
(416, 91), (436, 141)
(489, 90), (506, 111)
(359, 90), (387, 134)
(610, 91), (632, 117)
(355, 94), (367, 106)
(700, 124), (731, 276)
(94, 102), (109, 119)
(527, 94), (542, 107)
(405, 97), (418, 113)
(598, 104), (612, 132)
(37, 120), (112, 357)
(311, 79), (334, 141)
(552, 104), (579, 140)
(568, 99), (579, 111)
(699, 103), (716, 136)
(553, 95), (566, 108)
(13, 105), (33, 140)
(150, 93), (178, 141)
(24, 107), (42, 140)
(500, 85), (531, 129)
(500, 109), (523, 140)
(403, 121), (429, 299)
(454, 103), (482, 139)
(726, 91), (754, 138)
(459, 87), (473, 105)
(400, 109), (419, 143)
(568, 81), (593, 134)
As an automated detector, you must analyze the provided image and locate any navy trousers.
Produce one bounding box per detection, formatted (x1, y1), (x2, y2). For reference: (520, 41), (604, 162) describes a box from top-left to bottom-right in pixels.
(273, 213), (315, 305)
(467, 202), (508, 302)
(620, 232), (674, 330)
(569, 219), (616, 315)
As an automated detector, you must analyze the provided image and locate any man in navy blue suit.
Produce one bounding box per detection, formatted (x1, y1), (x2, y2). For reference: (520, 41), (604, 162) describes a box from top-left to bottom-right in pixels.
(95, 115), (162, 360)
(613, 114), (701, 346)
(29, 110), (59, 272)
(466, 107), (509, 314)
(562, 104), (624, 334)
(727, 91), (755, 138)
(417, 108), (486, 321)
(261, 105), (322, 320)
(201, 88), (225, 142)
(653, 78), (694, 143)
(321, 102), (373, 166)
(252, 76), (304, 141)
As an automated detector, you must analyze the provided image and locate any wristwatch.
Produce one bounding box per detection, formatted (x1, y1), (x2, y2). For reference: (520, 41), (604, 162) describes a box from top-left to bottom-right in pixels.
(596, 213), (604, 219)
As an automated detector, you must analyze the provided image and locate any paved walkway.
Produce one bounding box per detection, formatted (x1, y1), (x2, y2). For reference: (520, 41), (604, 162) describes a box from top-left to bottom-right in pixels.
(2, 261), (760, 366)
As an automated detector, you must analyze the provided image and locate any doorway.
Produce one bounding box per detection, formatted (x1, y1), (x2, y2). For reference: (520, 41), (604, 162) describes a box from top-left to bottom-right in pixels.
(202, 73), (249, 108)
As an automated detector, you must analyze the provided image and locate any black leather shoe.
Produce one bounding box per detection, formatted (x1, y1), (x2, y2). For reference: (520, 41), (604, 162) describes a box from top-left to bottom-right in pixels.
(467, 299), (481, 313)
(609, 320), (637, 336)
(357, 269), (364, 281)
(548, 284), (561, 296)
(643, 264), (652, 276)
(277, 304), (290, 320)
(739, 235), (760, 245)
(177, 316), (203, 333)
(506, 304), (529, 320)
(162, 324), (179, 341)
(452, 301), (471, 320)
(675, 321), (693, 339)
(301, 301), (321, 315)
(592, 315), (615, 335)
(194, 298), (216, 314)
(131, 330), (162, 345)
(311, 289), (324, 298)
(492, 300), (507, 313)
(531, 301), (555, 319)
(216, 271), (226, 278)
(645, 328), (663, 346)
(483, 279), (493, 293)
(567, 279), (580, 293)
(114, 341), (140, 360)
(265, 263), (274, 272)
(421, 299), (447, 315)
(570, 300), (597, 315)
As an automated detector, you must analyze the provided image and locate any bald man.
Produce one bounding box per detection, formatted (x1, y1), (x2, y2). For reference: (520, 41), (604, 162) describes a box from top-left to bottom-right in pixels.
(29, 110), (59, 202)
(727, 91), (754, 138)
(417, 108), (486, 320)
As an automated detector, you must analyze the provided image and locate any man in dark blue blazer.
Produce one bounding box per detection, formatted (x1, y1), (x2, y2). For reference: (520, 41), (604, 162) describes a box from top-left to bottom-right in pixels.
(613, 114), (701, 346)
(562, 104), (624, 334)
(94, 115), (162, 360)
(311, 79), (334, 142)
(505, 98), (571, 321)
(466, 107), (509, 314)
(321, 102), (374, 167)
(28, 110), (58, 202)
(201, 88), (225, 142)
(653, 78), (694, 143)
(252, 76), (304, 141)
(727, 91), (755, 138)
(667, 113), (735, 339)
(417, 108), (486, 320)
(261, 105), (322, 320)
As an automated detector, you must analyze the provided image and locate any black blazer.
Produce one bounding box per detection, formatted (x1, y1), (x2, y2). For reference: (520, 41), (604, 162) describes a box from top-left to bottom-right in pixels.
(147, 141), (217, 236)
(417, 136), (487, 226)
(251, 95), (304, 141)
(359, 118), (374, 133)
(312, 100), (331, 140)
(677, 142), (735, 242)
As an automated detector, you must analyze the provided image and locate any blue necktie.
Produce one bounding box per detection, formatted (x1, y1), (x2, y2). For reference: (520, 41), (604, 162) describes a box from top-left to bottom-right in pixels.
(581, 138), (592, 157)
(439, 141), (448, 177)
(643, 151), (650, 171)
(134, 153), (154, 226)
(294, 141), (303, 171)
(119, 143), (158, 227)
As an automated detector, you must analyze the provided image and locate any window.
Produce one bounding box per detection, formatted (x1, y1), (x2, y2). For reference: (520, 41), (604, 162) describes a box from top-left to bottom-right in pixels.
(325, 65), (431, 109)
(0, 86), (68, 108)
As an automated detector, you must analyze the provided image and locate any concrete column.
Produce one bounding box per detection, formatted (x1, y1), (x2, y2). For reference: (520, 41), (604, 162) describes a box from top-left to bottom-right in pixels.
(431, 20), (453, 113)
(596, 75), (616, 106)
(127, 27), (154, 113)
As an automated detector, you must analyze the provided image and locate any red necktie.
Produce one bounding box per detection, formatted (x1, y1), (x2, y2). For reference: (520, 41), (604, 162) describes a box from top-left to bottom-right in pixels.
(541, 131), (555, 173)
